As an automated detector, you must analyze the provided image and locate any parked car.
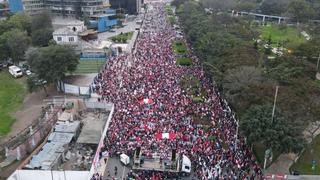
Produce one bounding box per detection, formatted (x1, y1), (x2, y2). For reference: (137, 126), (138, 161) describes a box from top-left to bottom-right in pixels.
(8, 65), (23, 78)
(291, 170), (300, 175)
(3, 60), (13, 68)
(25, 70), (32, 76)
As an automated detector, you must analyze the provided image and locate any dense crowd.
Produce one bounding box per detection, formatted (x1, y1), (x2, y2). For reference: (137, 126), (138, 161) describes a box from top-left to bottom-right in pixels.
(91, 2), (263, 179)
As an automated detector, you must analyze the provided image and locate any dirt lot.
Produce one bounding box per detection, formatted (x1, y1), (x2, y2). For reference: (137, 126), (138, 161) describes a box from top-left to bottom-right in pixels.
(1, 84), (60, 143)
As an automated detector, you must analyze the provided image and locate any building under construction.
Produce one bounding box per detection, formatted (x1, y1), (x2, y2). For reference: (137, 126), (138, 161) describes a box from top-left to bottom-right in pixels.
(8, 0), (111, 17)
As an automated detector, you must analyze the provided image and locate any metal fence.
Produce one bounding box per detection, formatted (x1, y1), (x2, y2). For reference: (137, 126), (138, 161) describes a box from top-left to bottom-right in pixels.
(0, 104), (62, 161)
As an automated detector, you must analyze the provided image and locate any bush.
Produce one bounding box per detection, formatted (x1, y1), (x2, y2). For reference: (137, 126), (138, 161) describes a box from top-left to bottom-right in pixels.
(176, 57), (192, 66)
(192, 96), (204, 102)
(110, 32), (133, 43)
(172, 40), (188, 55)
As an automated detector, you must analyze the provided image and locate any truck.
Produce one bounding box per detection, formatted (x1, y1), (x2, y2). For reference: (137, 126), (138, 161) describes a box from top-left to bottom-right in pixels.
(8, 65), (23, 78)
(132, 148), (191, 176)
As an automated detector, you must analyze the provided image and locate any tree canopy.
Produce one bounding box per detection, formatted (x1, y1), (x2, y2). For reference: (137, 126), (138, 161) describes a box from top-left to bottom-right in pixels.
(31, 12), (53, 47)
(3, 29), (31, 64)
(27, 45), (79, 84)
(241, 104), (304, 153)
(174, 0), (320, 156)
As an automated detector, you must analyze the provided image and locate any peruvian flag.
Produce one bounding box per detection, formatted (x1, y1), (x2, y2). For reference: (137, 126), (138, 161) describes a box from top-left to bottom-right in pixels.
(138, 98), (153, 104)
(155, 133), (176, 139)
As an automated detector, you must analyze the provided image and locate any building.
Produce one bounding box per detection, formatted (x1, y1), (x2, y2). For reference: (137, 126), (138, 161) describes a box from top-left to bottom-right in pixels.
(109, 0), (143, 14)
(8, 0), (112, 17)
(45, 0), (110, 18)
(53, 27), (80, 44)
(8, 0), (44, 15)
(0, 1), (9, 19)
(53, 18), (85, 44)
(7, 99), (115, 180)
(88, 9), (117, 32)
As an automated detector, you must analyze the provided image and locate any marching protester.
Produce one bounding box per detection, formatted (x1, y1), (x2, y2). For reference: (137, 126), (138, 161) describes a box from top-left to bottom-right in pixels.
(91, 2), (263, 180)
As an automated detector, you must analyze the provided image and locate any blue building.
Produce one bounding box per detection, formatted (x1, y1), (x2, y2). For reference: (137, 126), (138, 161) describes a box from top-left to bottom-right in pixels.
(8, 0), (44, 15)
(89, 9), (117, 32)
(8, 0), (23, 13)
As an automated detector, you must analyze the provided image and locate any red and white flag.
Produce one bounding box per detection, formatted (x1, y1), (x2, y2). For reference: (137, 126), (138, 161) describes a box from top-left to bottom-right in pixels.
(138, 98), (153, 104)
(155, 133), (176, 139)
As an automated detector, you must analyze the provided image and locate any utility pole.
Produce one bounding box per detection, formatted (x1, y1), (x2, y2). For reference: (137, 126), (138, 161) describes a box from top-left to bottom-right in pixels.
(316, 53), (320, 71)
(315, 53), (320, 80)
(271, 86), (279, 124)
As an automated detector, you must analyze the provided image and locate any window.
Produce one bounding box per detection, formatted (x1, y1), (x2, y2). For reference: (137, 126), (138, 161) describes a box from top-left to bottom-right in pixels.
(184, 166), (190, 170)
(57, 37), (62, 41)
(69, 37), (74, 42)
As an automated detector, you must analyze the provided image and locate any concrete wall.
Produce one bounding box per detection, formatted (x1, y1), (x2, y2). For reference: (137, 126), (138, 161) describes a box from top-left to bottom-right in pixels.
(8, 170), (90, 180)
(53, 34), (78, 44)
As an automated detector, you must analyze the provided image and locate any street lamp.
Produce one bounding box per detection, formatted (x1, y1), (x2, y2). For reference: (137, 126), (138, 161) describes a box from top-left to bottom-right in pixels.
(271, 86), (279, 124)
(316, 53), (320, 80)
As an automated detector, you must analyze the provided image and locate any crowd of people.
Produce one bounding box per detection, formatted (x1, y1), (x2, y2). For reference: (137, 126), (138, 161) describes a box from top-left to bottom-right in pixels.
(91, 2), (263, 179)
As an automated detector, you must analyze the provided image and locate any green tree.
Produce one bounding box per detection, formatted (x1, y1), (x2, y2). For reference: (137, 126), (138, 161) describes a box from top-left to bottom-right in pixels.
(0, 20), (11, 35)
(294, 37), (320, 61)
(26, 74), (48, 96)
(31, 12), (53, 46)
(235, 2), (257, 11)
(7, 12), (31, 34)
(200, 0), (236, 13)
(222, 66), (265, 111)
(0, 34), (10, 61)
(260, 0), (290, 15)
(27, 45), (79, 86)
(32, 28), (53, 47)
(286, 0), (315, 23)
(5, 29), (31, 64)
(241, 104), (304, 153)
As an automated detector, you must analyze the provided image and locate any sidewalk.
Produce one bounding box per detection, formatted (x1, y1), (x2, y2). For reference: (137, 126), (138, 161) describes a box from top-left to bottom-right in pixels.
(96, 157), (108, 177)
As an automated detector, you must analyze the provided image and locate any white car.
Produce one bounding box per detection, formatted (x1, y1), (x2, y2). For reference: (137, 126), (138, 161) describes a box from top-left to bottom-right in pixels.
(26, 70), (32, 76)
(8, 65), (23, 78)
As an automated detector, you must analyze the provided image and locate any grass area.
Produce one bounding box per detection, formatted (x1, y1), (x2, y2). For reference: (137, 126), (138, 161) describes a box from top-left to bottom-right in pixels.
(168, 16), (176, 25)
(165, 5), (174, 16)
(0, 71), (26, 136)
(180, 74), (206, 104)
(258, 25), (306, 48)
(172, 40), (188, 55)
(110, 32), (133, 43)
(290, 135), (320, 174)
(74, 59), (106, 74)
(176, 57), (192, 66)
(165, 5), (176, 25)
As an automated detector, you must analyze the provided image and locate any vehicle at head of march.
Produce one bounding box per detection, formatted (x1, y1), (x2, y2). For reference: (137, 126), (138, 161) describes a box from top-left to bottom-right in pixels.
(131, 147), (191, 177)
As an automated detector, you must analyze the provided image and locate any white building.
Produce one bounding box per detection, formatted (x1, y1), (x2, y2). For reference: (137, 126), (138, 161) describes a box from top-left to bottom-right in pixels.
(53, 27), (79, 44)
(52, 18), (87, 45)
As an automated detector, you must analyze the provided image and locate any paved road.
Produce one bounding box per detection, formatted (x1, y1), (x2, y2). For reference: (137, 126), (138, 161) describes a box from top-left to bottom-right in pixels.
(103, 157), (196, 180)
(103, 157), (130, 180)
(287, 175), (319, 180)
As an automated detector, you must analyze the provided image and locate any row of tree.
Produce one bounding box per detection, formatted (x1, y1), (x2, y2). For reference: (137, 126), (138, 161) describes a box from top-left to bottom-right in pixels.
(174, 0), (320, 156)
(197, 0), (320, 23)
(0, 12), (53, 64)
(0, 12), (79, 95)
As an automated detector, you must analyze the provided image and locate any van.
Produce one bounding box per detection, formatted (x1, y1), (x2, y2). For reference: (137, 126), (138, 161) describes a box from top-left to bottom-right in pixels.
(120, 153), (130, 165)
(8, 66), (23, 78)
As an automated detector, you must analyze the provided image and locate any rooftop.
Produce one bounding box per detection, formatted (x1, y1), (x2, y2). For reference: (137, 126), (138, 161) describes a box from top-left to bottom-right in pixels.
(53, 27), (78, 36)
(76, 113), (107, 145)
(26, 142), (65, 170)
(53, 18), (84, 27)
(54, 121), (80, 133)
